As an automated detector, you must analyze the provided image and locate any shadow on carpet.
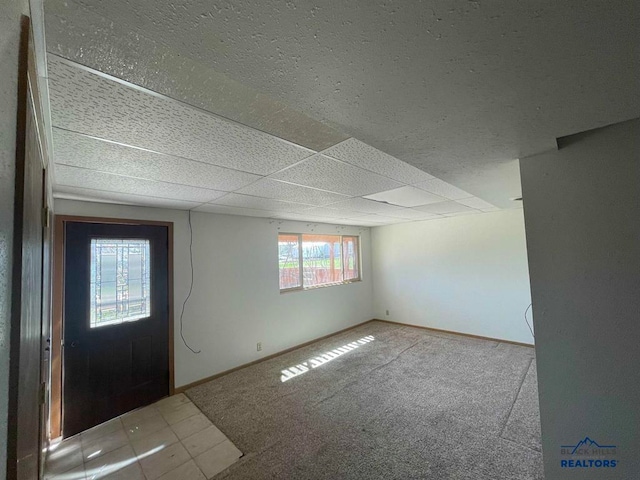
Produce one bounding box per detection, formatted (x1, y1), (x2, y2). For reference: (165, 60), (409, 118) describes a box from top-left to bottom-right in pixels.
(186, 321), (544, 479)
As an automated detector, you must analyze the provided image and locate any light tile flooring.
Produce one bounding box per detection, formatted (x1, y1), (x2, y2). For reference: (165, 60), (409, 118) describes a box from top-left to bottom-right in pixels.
(45, 394), (242, 480)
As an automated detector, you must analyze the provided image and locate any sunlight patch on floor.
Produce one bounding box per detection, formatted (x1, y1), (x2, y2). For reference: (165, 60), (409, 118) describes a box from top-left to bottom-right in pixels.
(280, 335), (375, 382)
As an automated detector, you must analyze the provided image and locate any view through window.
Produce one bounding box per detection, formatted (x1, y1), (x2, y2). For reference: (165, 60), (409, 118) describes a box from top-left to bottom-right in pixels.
(278, 233), (360, 291)
(90, 238), (151, 328)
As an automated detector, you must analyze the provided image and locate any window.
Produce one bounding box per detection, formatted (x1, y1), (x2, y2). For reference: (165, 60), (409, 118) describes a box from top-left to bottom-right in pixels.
(278, 233), (360, 291)
(90, 238), (151, 328)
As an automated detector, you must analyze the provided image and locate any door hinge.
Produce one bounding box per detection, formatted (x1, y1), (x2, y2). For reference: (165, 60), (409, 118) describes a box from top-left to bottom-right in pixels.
(39, 382), (46, 405)
(42, 206), (50, 229)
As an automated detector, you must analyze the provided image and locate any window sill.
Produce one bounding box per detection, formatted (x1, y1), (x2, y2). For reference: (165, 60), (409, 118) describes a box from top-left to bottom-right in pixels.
(280, 279), (361, 294)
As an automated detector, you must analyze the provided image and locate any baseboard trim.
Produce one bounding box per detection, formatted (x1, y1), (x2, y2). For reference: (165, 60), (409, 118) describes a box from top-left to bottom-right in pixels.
(175, 319), (374, 393)
(372, 318), (535, 348)
(175, 317), (533, 394)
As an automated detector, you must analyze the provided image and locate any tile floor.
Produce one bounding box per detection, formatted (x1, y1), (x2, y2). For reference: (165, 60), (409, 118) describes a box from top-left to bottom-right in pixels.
(44, 394), (242, 479)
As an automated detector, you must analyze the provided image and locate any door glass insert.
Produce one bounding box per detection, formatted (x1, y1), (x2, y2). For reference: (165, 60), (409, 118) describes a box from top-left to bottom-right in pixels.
(90, 238), (151, 328)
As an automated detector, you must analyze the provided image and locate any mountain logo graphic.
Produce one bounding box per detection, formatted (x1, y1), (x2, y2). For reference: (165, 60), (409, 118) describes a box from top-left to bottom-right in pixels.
(561, 437), (616, 455)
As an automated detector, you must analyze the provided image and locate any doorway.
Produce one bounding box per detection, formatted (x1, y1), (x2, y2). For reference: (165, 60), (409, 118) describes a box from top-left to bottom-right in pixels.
(53, 217), (175, 438)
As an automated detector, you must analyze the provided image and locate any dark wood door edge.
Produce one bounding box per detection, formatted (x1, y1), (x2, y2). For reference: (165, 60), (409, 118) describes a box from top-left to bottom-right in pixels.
(7, 15), (32, 480)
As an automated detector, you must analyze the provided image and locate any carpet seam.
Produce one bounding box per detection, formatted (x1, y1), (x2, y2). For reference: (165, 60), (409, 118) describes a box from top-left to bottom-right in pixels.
(499, 356), (534, 439)
(307, 339), (425, 409)
(498, 430), (543, 454)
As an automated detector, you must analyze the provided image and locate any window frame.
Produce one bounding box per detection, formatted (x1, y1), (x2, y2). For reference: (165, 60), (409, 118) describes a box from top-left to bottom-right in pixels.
(278, 232), (361, 293)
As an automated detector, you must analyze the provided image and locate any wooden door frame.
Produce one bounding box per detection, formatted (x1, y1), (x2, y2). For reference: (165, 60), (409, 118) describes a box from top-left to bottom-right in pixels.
(51, 215), (175, 439)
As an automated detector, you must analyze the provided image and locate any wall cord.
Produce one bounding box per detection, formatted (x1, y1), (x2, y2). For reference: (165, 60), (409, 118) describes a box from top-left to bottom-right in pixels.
(179, 210), (201, 354)
(524, 303), (534, 339)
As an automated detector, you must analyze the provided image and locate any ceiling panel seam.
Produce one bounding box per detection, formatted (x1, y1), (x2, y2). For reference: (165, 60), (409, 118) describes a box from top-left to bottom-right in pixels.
(51, 126), (293, 178)
(48, 53), (322, 155)
(260, 178), (359, 199)
(55, 163), (233, 194)
(320, 151), (434, 186)
(53, 186), (208, 205)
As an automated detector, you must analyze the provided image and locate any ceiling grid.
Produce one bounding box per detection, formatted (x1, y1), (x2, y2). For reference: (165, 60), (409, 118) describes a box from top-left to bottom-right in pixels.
(49, 54), (498, 226)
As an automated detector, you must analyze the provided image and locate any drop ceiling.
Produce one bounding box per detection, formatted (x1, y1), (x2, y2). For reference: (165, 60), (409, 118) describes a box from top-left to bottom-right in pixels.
(45, 0), (640, 226)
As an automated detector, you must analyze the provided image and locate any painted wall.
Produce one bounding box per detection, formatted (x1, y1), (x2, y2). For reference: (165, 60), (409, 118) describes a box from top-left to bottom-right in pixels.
(370, 209), (533, 344)
(520, 118), (640, 479)
(0, 0), (29, 477)
(54, 200), (374, 387)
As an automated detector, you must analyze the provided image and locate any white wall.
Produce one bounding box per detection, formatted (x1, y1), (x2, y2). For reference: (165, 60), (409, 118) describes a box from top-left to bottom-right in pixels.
(371, 209), (533, 344)
(54, 200), (373, 387)
(520, 118), (640, 479)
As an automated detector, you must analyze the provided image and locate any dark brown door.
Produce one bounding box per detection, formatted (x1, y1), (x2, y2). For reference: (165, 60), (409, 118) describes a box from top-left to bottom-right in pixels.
(63, 222), (170, 437)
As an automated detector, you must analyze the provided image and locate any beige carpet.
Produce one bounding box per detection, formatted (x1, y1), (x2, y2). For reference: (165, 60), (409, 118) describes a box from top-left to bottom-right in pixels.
(187, 321), (543, 479)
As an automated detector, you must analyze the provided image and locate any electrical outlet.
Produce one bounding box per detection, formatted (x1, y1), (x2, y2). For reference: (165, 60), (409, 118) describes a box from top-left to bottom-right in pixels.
(386, 309), (390, 316)
(257, 342), (262, 352)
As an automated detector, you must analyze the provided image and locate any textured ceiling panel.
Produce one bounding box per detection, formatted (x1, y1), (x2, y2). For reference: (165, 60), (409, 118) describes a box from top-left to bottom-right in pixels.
(324, 197), (406, 215)
(383, 209), (442, 220)
(364, 186), (445, 207)
(45, 0), (640, 208)
(270, 155), (402, 196)
(456, 197), (496, 210)
(442, 210), (483, 217)
(45, 0), (348, 152)
(192, 204), (275, 218)
(235, 178), (350, 206)
(347, 215), (408, 225)
(413, 178), (473, 200)
(48, 56), (314, 175)
(212, 193), (310, 213)
(301, 207), (363, 219)
(55, 164), (225, 203)
(414, 202), (476, 215)
(323, 138), (434, 184)
(54, 185), (202, 210)
(272, 212), (344, 224)
(53, 128), (261, 191)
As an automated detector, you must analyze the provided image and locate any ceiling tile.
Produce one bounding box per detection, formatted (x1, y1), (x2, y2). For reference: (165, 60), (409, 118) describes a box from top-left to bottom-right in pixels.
(44, 7), (348, 152)
(269, 154), (403, 196)
(272, 212), (342, 224)
(456, 197), (496, 209)
(383, 209), (442, 220)
(211, 193), (310, 212)
(192, 204), (275, 218)
(325, 197), (406, 215)
(48, 56), (314, 175)
(235, 178), (350, 206)
(323, 138), (435, 184)
(302, 207), (363, 218)
(413, 178), (473, 200)
(55, 164), (225, 203)
(53, 128), (261, 191)
(364, 186), (445, 207)
(414, 201), (476, 215)
(53, 185), (202, 210)
(442, 210), (483, 217)
(348, 214), (407, 225)
(326, 219), (372, 227)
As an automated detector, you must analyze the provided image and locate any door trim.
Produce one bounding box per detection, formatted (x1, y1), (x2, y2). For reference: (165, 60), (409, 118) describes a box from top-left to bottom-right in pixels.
(51, 214), (175, 439)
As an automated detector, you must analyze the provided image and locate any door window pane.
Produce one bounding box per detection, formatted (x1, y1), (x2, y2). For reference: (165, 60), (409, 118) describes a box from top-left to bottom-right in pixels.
(90, 239), (151, 328)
